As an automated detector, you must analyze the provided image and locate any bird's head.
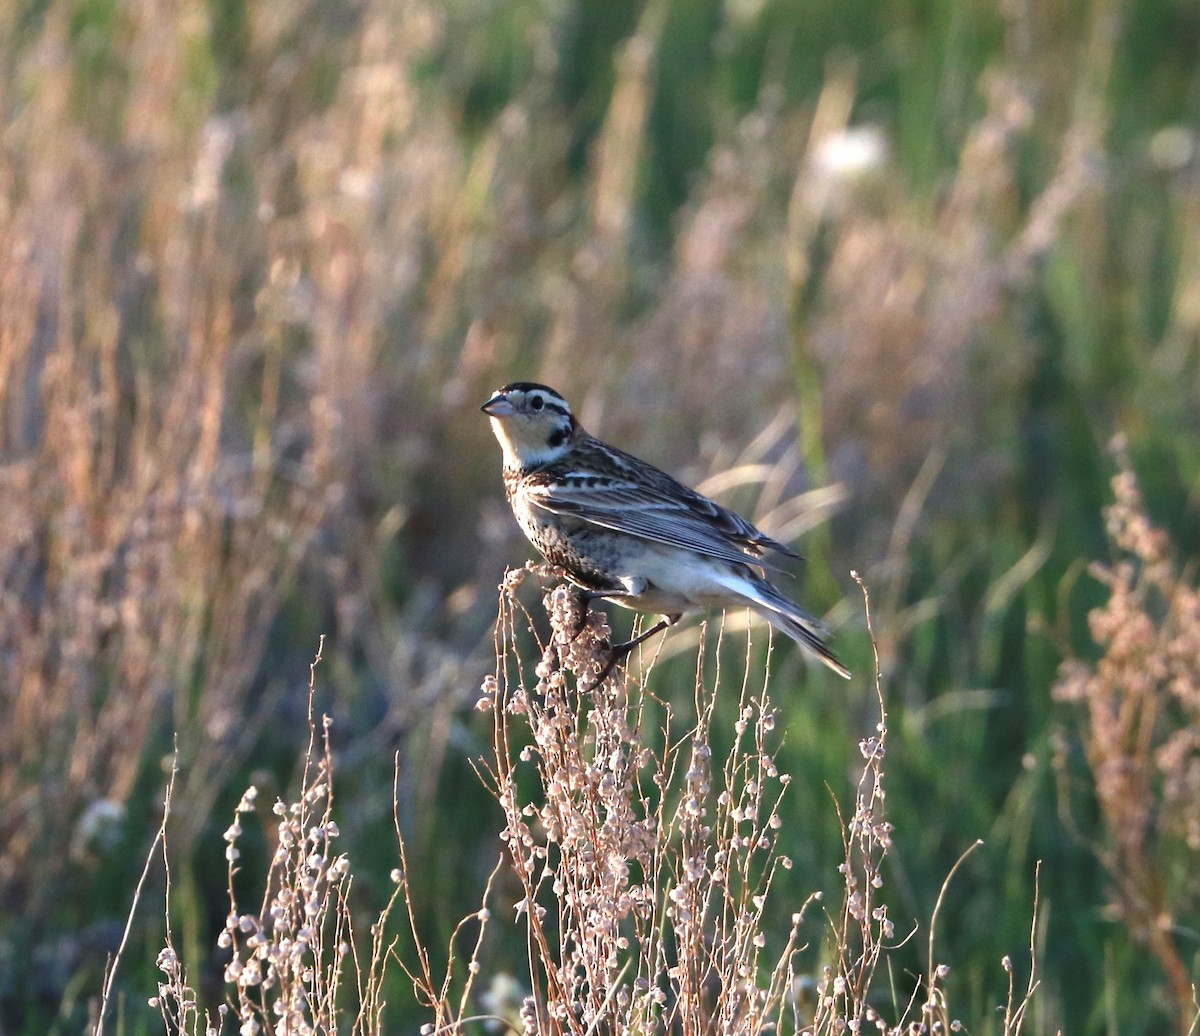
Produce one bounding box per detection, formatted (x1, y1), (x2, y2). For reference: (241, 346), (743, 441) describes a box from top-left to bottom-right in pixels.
(481, 382), (579, 470)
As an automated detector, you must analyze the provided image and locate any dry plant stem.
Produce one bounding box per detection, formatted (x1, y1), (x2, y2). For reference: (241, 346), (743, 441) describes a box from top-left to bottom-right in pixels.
(395, 743), (504, 1034)
(1001, 861), (1044, 1036)
(147, 635), (500, 1035)
(486, 566), (1031, 1036)
(215, 635), (359, 1034)
(804, 573), (975, 1035)
(924, 839), (984, 1024)
(926, 840), (982, 979)
(810, 573), (897, 1030)
(484, 564), (807, 1036)
(485, 572), (569, 1030)
(1054, 445), (1200, 1033)
(93, 748), (179, 1036)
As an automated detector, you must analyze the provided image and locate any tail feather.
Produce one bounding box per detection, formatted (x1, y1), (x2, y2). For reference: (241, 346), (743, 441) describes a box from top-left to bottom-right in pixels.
(762, 608), (852, 680)
(716, 569), (852, 680)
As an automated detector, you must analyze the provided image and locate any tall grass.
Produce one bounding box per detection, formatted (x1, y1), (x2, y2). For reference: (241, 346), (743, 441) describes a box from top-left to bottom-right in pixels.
(0, 0), (1197, 1030)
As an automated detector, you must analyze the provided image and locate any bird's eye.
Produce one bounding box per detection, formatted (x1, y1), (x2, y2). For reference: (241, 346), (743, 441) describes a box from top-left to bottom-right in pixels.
(530, 395), (544, 411)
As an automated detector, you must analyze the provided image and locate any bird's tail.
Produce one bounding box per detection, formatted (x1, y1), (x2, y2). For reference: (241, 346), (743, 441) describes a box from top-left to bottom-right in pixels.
(717, 569), (852, 680)
(761, 606), (852, 680)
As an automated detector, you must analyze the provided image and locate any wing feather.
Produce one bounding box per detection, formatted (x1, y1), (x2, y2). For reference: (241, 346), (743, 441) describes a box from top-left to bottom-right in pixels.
(523, 444), (799, 570)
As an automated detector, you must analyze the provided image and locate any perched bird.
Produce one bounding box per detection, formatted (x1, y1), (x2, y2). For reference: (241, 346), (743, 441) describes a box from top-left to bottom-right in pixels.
(482, 382), (850, 678)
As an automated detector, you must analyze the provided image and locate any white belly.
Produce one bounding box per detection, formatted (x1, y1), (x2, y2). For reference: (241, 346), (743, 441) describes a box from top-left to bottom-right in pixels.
(606, 542), (744, 616)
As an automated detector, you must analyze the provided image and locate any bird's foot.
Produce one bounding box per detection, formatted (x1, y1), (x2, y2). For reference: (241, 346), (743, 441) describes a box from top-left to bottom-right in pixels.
(568, 586), (625, 639)
(592, 616), (676, 683)
(569, 589), (594, 639)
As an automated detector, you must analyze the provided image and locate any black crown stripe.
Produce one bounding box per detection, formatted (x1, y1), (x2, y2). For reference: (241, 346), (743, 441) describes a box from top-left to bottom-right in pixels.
(497, 381), (563, 398)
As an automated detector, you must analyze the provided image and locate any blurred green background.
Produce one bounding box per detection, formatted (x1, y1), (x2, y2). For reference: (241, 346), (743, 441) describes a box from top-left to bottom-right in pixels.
(0, 0), (1197, 1031)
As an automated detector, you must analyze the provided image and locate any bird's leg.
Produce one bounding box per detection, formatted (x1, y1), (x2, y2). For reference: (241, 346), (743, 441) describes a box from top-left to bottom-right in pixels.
(569, 588), (599, 637)
(569, 586), (629, 639)
(596, 613), (681, 682)
(610, 616), (674, 654)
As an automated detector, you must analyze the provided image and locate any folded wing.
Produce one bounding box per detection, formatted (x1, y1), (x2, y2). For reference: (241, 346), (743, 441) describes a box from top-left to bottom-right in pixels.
(523, 458), (798, 571)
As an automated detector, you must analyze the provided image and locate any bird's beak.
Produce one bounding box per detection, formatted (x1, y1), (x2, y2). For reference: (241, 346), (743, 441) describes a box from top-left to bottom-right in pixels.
(481, 392), (516, 417)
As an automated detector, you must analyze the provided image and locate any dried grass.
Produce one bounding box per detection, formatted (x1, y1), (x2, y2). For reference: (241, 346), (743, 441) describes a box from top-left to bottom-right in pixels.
(1053, 440), (1200, 1033)
(130, 573), (1044, 1035)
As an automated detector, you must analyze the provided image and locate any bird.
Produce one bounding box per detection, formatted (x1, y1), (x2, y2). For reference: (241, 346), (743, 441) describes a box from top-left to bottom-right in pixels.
(481, 382), (850, 679)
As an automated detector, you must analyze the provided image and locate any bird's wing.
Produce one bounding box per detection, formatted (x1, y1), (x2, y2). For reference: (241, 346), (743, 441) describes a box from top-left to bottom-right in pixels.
(523, 450), (797, 570)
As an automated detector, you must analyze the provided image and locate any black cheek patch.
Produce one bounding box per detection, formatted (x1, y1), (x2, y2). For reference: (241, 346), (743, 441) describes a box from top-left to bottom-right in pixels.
(547, 428), (569, 448)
